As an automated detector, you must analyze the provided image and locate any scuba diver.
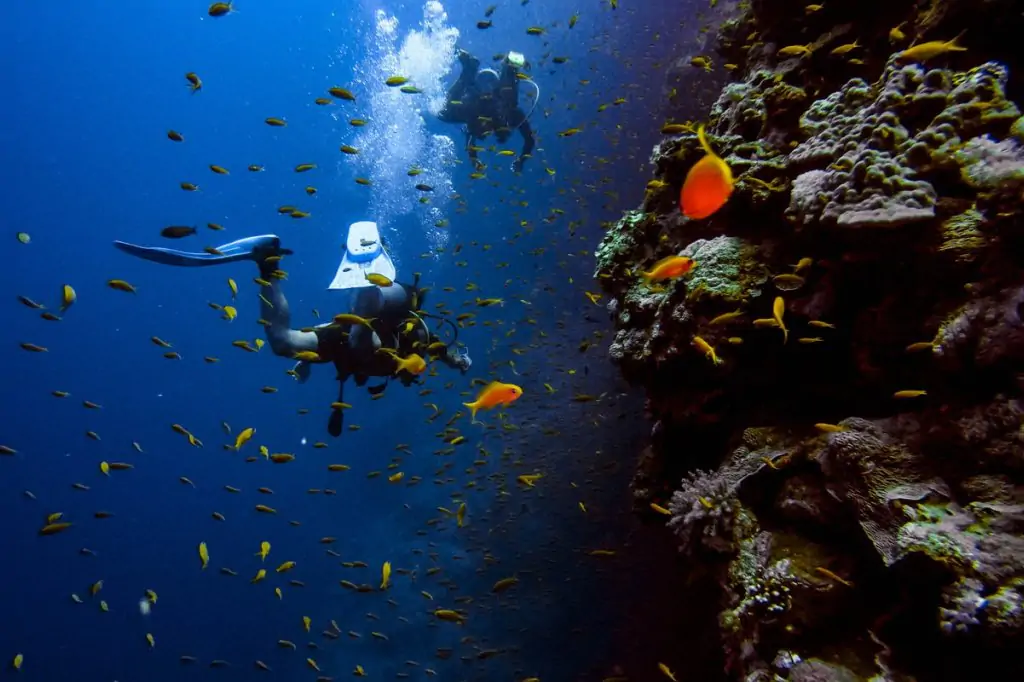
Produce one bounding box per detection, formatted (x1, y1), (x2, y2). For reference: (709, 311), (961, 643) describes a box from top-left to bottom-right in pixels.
(113, 221), (472, 437)
(438, 48), (537, 172)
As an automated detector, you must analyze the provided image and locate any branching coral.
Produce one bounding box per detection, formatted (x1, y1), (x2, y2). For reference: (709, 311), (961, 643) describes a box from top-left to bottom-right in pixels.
(667, 469), (740, 555)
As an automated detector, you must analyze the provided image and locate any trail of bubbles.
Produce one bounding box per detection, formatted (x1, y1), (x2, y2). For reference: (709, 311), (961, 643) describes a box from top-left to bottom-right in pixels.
(346, 1), (459, 257)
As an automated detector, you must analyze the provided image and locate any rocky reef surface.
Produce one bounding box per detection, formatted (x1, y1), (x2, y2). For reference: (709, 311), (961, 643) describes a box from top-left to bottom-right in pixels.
(596, 1), (1024, 680)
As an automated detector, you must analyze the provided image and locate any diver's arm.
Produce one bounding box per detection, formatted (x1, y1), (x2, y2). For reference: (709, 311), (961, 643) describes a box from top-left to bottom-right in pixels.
(261, 272), (318, 357)
(438, 53), (478, 123)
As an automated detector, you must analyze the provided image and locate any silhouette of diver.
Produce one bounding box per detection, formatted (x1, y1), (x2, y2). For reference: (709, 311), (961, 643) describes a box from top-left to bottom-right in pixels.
(438, 49), (536, 172)
(114, 227), (471, 437)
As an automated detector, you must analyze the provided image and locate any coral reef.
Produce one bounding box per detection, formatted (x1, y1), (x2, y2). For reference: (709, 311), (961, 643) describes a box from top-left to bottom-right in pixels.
(596, 0), (1024, 679)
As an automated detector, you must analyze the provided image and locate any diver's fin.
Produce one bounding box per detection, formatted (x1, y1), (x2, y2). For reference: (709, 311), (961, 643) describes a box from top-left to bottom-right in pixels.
(114, 235), (289, 267)
(327, 408), (344, 437)
(328, 221), (396, 290)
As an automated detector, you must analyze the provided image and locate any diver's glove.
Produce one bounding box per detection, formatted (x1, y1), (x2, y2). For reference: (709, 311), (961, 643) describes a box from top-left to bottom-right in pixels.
(253, 239), (292, 278)
(292, 360), (311, 384)
(453, 348), (472, 374)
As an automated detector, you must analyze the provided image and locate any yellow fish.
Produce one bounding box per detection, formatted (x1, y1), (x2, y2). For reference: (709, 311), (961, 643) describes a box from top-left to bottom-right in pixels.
(198, 541), (209, 569)
(234, 427), (254, 450)
(773, 296), (788, 343)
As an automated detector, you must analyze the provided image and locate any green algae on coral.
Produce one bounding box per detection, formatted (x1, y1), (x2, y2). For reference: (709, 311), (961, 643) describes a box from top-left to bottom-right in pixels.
(938, 207), (987, 262)
(678, 236), (766, 303)
(594, 210), (650, 276)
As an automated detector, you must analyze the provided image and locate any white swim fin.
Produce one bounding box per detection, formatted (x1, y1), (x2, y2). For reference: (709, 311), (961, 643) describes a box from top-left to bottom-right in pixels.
(328, 221), (396, 291)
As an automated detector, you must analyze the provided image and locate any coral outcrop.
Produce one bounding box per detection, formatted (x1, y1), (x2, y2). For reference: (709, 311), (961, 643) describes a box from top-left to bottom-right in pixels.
(596, 0), (1024, 679)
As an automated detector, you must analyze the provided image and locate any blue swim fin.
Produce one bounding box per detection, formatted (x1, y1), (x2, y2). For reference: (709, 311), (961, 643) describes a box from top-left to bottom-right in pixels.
(113, 234), (290, 267)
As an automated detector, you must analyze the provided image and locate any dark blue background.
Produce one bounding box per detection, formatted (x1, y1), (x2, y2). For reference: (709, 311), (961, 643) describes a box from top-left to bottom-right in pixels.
(1, 1), (704, 680)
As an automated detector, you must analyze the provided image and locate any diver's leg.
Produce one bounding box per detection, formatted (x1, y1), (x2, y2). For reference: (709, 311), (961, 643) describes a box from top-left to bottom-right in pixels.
(327, 378), (347, 437)
(348, 288), (382, 356)
(259, 260), (318, 357)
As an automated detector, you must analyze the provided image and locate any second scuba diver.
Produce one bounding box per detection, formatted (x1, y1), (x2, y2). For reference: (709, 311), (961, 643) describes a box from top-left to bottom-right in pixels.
(114, 221), (471, 437)
(438, 49), (536, 172)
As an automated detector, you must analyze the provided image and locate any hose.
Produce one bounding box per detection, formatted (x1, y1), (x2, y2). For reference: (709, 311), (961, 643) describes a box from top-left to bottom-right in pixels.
(418, 312), (460, 349)
(518, 79), (539, 127)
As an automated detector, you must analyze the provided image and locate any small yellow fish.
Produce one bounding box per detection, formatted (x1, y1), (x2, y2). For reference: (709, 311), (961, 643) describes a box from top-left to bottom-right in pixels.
(778, 44), (814, 58)
(830, 39), (860, 56)
(234, 427), (254, 451)
(895, 32), (966, 63)
(893, 390), (927, 399)
(61, 284), (77, 313)
(692, 336), (723, 365)
(199, 541), (209, 569)
(381, 561), (392, 589)
(708, 309), (744, 325)
(256, 541), (270, 561)
(773, 296), (788, 343)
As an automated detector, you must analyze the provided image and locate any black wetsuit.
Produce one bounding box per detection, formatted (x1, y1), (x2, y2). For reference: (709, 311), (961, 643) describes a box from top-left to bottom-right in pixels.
(438, 56), (535, 168)
(311, 281), (462, 436)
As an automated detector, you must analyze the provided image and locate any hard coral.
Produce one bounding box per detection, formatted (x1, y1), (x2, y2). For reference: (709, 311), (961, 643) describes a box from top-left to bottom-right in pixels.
(679, 236), (766, 304)
(932, 286), (1024, 372)
(786, 60), (1020, 231)
(818, 418), (951, 566)
(899, 502), (1024, 641)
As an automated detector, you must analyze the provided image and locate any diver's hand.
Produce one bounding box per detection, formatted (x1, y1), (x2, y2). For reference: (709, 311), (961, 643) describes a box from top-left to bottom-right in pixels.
(454, 349), (472, 374)
(292, 360), (311, 384)
(512, 158), (524, 173)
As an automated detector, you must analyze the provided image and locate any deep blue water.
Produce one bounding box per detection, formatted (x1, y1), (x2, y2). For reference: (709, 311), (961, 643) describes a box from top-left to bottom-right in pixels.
(2, 1), (703, 680)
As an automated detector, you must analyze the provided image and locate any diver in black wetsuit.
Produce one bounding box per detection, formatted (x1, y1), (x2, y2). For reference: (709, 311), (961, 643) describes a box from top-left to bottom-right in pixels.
(112, 233), (472, 437)
(438, 49), (536, 172)
(255, 239), (471, 436)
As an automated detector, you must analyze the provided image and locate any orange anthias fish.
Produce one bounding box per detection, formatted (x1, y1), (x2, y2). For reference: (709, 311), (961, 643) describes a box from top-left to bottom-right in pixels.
(679, 124), (733, 219)
(641, 255), (695, 282)
(463, 381), (523, 422)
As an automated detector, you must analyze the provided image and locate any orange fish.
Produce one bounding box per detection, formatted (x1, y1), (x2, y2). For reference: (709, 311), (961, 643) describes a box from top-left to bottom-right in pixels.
(463, 381), (522, 422)
(679, 125), (733, 219)
(641, 255), (695, 282)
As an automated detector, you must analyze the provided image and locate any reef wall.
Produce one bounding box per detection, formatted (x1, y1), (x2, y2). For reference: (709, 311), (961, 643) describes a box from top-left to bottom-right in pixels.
(596, 1), (1024, 680)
